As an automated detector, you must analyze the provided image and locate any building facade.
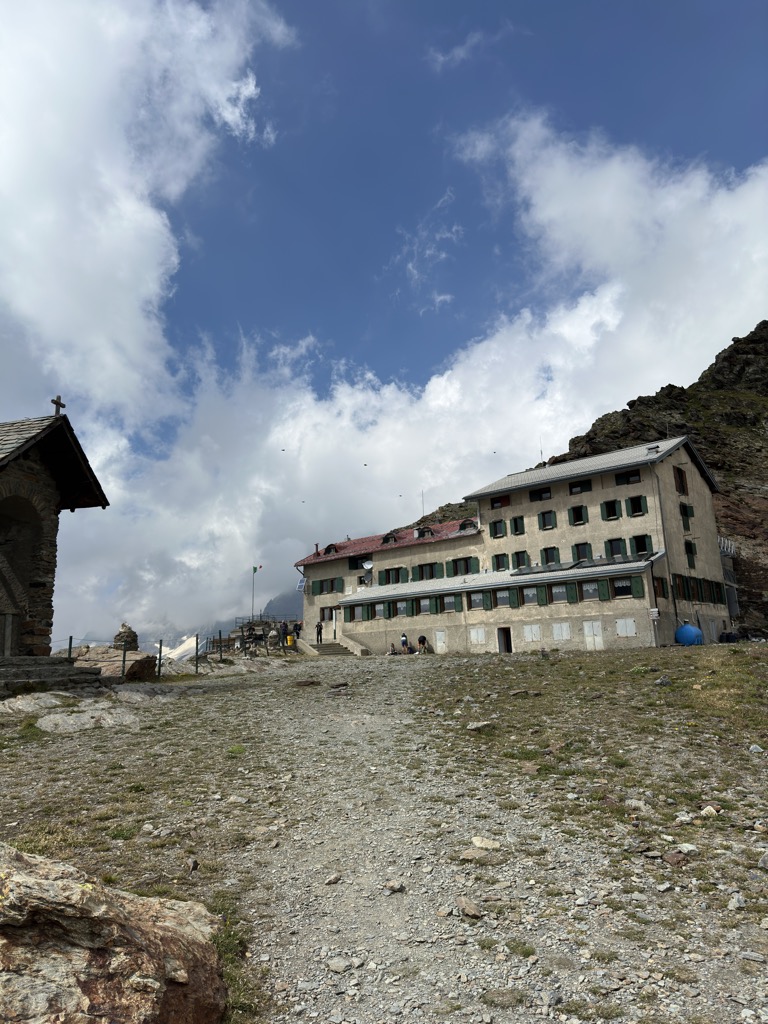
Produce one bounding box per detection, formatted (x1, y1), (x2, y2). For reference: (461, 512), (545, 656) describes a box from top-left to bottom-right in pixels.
(295, 437), (732, 655)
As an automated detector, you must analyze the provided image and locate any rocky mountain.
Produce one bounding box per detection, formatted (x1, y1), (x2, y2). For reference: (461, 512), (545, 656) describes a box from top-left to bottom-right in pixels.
(554, 320), (768, 631)
(408, 321), (768, 631)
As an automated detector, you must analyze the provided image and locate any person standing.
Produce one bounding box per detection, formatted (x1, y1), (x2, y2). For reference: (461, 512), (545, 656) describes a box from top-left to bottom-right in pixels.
(417, 635), (427, 654)
(400, 632), (408, 654)
(280, 621), (288, 649)
(316, 620), (323, 645)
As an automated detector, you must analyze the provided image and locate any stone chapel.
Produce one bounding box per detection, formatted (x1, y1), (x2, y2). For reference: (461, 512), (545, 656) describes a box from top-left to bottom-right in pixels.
(0, 407), (108, 657)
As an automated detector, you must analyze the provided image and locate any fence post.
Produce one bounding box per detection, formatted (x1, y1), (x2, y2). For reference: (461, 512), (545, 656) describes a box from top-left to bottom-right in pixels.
(218, 630), (223, 662)
(121, 640), (127, 679)
(195, 634), (199, 674)
(67, 636), (73, 660)
(157, 640), (163, 677)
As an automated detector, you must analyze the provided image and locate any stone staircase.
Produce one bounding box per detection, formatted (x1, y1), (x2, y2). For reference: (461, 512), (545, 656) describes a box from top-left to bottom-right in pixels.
(0, 657), (103, 699)
(310, 641), (355, 657)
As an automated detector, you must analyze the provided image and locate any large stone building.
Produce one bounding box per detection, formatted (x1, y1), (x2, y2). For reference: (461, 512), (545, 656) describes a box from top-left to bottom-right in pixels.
(295, 436), (732, 654)
(0, 414), (108, 657)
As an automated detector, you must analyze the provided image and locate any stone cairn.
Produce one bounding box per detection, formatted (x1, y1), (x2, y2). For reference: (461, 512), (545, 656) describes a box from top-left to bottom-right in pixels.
(113, 623), (139, 651)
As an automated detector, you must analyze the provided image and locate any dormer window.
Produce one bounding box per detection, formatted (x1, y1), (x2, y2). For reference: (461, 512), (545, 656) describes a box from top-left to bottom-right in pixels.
(324, 544), (337, 555)
(416, 526), (434, 538)
(459, 518), (475, 532)
(381, 533), (398, 545)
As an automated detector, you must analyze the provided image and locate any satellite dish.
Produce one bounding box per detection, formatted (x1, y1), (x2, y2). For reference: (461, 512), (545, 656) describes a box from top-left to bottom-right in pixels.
(362, 560), (373, 570)
(364, 572), (373, 584)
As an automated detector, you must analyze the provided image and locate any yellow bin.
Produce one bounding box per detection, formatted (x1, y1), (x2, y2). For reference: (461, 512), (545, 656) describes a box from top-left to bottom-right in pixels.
(286, 634), (294, 646)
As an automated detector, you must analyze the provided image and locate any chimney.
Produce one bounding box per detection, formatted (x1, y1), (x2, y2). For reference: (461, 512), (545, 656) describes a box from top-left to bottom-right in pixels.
(314, 543), (319, 554)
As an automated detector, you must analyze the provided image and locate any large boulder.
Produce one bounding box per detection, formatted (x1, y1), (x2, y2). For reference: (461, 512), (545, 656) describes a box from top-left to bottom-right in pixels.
(70, 644), (158, 681)
(0, 843), (227, 1024)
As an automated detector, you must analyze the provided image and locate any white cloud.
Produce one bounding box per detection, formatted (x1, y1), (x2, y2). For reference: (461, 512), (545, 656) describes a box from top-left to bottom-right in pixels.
(426, 24), (514, 73)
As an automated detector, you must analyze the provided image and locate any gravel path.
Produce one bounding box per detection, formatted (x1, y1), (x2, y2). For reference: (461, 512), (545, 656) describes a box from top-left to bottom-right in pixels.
(2, 651), (767, 1023)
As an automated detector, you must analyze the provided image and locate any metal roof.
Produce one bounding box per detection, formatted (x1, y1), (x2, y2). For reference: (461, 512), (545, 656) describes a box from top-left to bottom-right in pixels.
(295, 518), (479, 568)
(464, 436), (719, 500)
(338, 553), (661, 605)
(0, 415), (109, 510)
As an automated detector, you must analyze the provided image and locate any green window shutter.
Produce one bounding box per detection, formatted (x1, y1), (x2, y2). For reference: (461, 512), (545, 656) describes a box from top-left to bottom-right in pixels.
(362, 604), (371, 620)
(600, 502), (607, 521)
(429, 596), (439, 615)
(571, 544), (579, 562)
(687, 504), (695, 518)
(598, 579), (610, 601)
(604, 541), (612, 559)
(582, 506), (589, 523)
(412, 566), (422, 582)
(434, 562), (444, 579)
(553, 547), (560, 564)
(629, 537), (637, 557)
(566, 582), (578, 604)
(585, 543), (593, 559)
(311, 580), (321, 596)
(536, 585), (548, 606)
(539, 548), (548, 567)
(446, 561), (455, 577)
(691, 541), (697, 555)
(624, 498), (632, 517)
(661, 578), (669, 598)
(552, 511), (557, 528)
(384, 602), (393, 619)
(482, 592), (493, 611)
(399, 567), (408, 584)
(453, 592), (462, 611)
(470, 557), (480, 573)
(631, 576), (645, 598)
(620, 539), (627, 557)
(378, 570), (386, 586)
(641, 495), (648, 514)
(335, 577), (344, 593)
(568, 507), (575, 526)
(343, 606), (351, 622)
(406, 599), (415, 617)
(509, 588), (519, 608)
(537, 512), (544, 529)
(499, 520), (507, 537)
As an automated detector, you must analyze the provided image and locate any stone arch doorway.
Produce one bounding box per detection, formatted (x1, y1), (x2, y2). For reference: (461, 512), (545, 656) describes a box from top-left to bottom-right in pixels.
(0, 496), (44, 656)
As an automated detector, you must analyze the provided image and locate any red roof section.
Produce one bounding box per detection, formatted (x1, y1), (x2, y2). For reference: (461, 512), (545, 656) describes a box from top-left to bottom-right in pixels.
(294, 518), (479, 567)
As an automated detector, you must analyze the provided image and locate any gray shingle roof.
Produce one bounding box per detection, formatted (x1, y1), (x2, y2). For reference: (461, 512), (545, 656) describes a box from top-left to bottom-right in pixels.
(0, 416), (56, 464)
(464, 436), (718, 500)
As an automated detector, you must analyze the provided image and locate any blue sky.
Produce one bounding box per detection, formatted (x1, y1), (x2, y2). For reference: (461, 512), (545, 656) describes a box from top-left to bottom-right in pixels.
(1, 0), (766, 642)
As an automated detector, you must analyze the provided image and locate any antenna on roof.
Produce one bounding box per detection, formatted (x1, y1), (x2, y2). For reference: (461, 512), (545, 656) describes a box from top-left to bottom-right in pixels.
(539, 435), (543, 462)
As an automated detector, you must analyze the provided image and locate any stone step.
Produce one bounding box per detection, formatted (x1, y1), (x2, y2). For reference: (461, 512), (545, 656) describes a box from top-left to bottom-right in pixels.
(310, 642), (355, 657)
(0, 657), (104, 698)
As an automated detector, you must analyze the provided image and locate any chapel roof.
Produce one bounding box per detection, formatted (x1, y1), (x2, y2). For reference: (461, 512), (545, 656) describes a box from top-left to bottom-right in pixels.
(0, 415), (109, 511)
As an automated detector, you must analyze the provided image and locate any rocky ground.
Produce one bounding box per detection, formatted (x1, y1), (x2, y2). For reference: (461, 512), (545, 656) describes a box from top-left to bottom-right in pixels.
(1, 646), (767, 1024)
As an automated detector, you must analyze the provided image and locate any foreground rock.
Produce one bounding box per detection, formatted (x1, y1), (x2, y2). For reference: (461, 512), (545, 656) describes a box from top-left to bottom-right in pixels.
(0, 843), (226, 1024)
(60, 644), (158, 681)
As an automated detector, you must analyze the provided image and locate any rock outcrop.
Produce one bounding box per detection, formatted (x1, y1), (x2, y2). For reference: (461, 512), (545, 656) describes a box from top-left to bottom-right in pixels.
(0, 843), (227, 1024)
(60, 644), (158, 681)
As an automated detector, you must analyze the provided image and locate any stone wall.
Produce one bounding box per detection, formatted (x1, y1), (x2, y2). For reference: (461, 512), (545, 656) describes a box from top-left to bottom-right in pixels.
(0, 450), (60, 656)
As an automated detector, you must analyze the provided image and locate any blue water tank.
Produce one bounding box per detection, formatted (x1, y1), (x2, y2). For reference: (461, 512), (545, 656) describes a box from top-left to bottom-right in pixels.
(675, 622), (703, 646)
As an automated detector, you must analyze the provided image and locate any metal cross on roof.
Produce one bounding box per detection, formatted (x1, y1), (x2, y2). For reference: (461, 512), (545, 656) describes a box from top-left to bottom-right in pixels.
(51, 395), (66, 416)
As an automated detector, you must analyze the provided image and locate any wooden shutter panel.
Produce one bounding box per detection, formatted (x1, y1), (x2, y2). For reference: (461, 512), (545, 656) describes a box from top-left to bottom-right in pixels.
(399, 568), (408, 584)
(311, 580), (321, 596)
(537, 512), (544, 529)
(600, 502), (608, 521)
(362, 604), (371, 620)
(641, 495), (648, 514)
(620, 539), (627, 557)
(536, 585), (548, 606)
(483, 592), (493, 611)
(470, 557), (480, 573)
(378, 570), (386, 586)
(453, 592), (462, 611)
(551, 511), (557, 528)
(571, 544), (579, 562)
(598, 579), (610, 601)
(446, 561), (455, 577)
(429, 596), (439, 615)
(553, 547), (560, 564)
(384, 602), (393, 619)
(630, 537), (637, 557)
(568, 507), (575, 526)
(509, 588), (519, 608)
(631, 576), (645, 598)
(335, 577), (344, 593)
(406, 599), (415, 617)
(412, 566), (422, 582)
(566, 582), (578, 604)
(434, 562), (444, 579)
(604, 541), (612, 559)
(343, 606), (351, 622)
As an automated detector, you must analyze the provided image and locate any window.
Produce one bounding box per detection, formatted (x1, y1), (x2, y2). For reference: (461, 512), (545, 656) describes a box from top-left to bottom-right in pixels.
(381, 532), (398, 544)
(569, 478), (592, 495)
(469, 592), (484, 610)
(413, 562), (442, 581)
(523, 624), (542, 642)
(512, 550), (529, 569)
(380, 567), (405, 585)
(495, 589), (510, 607)
(626, 495), (647, 517)
(529, 487), (551, 502)
(349, 554), (373, 570)
(312, 576), (343, 595)
(492, 553), (509, 571)
(612, 577), (633, 598)
(581, 580), (599, 601)
(550, 583), (567, 603)
(616, 617), (637, 637)
(673, 465), (688, 495)
(459, 518), (476, 531)
(450, 557), (471, 576)
(415, 526), (434, 538)
(374, 603), (385, 618)
(685, 539), (697, 569)
(395, 600), (407, 616)
(491, 494), (510, 509)
(522, 586), (539, 605)
(601, 499), (621, 520)
(419, 597), (430, 614)
(654, 577), (669, 599)
(320, 606), (335, 621)
(552, 621), (572, 641)
(443, 594), (460, 612)
(489, 519), (507, 538)
(680, 502), (694, 531)
(511, 516), (525, 535)
(572, 542), (592, 561)
(615, 470), (641, 486)
(541, 546), (560, 565)
(349, 605), (363, 621)
(606, 538), (626, 558)
(568, 505), (588, 526)
(538, 509), (556, 530)
(469, 626), (486, 644)
(630, 534), (652, 557)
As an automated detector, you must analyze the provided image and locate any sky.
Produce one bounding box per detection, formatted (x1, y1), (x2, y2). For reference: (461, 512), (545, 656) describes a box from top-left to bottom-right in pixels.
(1, 0), (766, 644)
